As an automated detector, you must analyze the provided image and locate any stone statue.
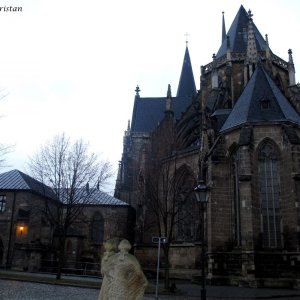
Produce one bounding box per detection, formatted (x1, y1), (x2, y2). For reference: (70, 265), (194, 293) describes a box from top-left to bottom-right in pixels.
(98, 239), (118, 300)
(98, 239), (147, 300)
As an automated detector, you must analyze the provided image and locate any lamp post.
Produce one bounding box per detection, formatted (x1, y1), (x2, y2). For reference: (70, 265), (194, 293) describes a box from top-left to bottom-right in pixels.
(194, 180), (208, 300)
(152, 236), (168, 300)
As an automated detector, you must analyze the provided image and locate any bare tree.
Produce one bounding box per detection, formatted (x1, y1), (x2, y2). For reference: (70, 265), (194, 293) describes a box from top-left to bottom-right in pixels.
(0, 143), (14, 169)
(138, 115), (199, 290)
(27, 133), (114, 279)
(0, 90), (13, 169)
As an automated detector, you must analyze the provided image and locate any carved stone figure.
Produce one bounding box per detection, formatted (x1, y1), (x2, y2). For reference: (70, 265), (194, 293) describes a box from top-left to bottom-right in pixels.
(98, 239), (147, 300)
(98, 239), (118, 300)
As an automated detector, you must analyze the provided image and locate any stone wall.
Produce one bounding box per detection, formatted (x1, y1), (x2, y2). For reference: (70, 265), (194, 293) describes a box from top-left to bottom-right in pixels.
(134, 243), (202, 279)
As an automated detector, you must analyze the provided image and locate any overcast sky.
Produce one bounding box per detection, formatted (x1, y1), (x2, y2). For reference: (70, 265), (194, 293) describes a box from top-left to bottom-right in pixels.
(0, 0), (299, 193)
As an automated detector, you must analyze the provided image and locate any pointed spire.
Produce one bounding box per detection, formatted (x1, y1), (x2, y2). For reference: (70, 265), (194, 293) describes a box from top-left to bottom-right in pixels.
(246, 9), (258, 67)
(166, 84), (173, 113)
(222, 11), (226, 43)
(127, 119), (131, 131)
(216, 5), (267, 58)
(226, 35), (231, 62)
(125, 120), (131, 137)
(211, 53), (218, 89)
(245, 9), (258, 81)
(177, 44), (197, 97)
(167, 83), (172, 98)
(265, 34), (271, 59)
(265, 34), (269, 47)
(288, 49), (296, 86)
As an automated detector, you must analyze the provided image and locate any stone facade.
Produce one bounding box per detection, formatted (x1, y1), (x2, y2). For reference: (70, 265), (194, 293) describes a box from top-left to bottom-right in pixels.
(0, 190), (58, 271)
(63, 204), (134, 275)
(0, 170), (133, 275)
(115, 5), (300, 287)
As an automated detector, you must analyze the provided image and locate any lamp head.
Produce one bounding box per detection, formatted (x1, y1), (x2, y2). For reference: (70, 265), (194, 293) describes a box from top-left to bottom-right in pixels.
(194, 180), (208, 203)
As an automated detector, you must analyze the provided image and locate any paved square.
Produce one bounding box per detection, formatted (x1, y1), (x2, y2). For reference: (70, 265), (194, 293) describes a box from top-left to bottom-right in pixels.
(0, 279), (99, 300)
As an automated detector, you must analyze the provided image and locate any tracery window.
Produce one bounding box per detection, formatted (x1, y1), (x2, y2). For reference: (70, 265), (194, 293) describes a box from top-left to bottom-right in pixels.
(91, 212), (104, 244)
(177, 195), (198, 241)
(175, 167), (199, 242)
(258, 143), (282, 248)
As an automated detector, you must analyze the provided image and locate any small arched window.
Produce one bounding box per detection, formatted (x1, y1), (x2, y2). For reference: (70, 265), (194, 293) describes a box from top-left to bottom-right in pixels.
(258, 142), (282, 248)
(91, 212), (104, 244)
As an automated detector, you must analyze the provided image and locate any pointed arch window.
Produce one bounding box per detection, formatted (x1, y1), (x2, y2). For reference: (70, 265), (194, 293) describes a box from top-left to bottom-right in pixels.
(91, 212), (104, 244)
(177, 194), (199, 241)
(258, 143), (282, 248)
(175, 166), (199, 242)
(230, 149), (241, 246)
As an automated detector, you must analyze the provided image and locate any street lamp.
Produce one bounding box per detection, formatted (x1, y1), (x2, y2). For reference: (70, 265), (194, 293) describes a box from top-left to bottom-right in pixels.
(152, 236), (168, 300)
(194, 180), (208, 300)
(194, 180), (208, 204)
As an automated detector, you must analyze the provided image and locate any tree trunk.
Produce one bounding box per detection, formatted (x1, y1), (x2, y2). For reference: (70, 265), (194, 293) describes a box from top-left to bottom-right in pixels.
(56, 236), (66, 280)
(163, 246), (170, 290)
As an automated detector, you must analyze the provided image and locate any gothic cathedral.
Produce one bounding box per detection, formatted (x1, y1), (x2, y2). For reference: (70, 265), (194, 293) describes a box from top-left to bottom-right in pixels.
(115, 5), (300, 287)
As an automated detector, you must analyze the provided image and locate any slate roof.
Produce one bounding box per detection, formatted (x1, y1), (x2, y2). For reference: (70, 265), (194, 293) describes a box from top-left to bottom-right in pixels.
(216, 5), (266, 58)
(220, 65), (300, 133)
(0, 169), (56, 199)
(130, 46), (196, 133)
(131, 96), (192, 132)
(0, 169), (128, 206)
(177, 46), (197, 97)
(78, 189), (128, 206)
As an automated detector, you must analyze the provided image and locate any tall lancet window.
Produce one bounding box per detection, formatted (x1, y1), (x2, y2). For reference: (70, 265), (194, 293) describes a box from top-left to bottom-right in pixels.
(258, 143), (282, 248)
(91, 212), (104, 244)
(230, 149), (241, 246)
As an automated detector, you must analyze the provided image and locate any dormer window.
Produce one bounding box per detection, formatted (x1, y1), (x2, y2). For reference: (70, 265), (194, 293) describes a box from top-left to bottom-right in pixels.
(260, 98), (271, 109)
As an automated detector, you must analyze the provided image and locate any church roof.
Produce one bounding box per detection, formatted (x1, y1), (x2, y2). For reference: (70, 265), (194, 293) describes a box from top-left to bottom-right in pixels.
(220, 65), (300, 132)
(177, 46), (197, 97)
(130, 45), (196, 133)
(0, 169), (128, 206)
(131, 96), (192, 132)
(216, 5), (267, 58)
(76, 189), (129, 206)
(0, 169), (56, 199)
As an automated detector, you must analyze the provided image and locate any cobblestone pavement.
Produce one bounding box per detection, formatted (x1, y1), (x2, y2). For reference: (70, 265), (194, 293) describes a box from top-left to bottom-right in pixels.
(1, 278), (300, 300)
(0, 279), (99, 300)
(143, 283), (300, 300)
(144, 287), (300, 300)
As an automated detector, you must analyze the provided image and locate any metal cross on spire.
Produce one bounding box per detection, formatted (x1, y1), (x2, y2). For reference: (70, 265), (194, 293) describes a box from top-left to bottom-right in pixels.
(184, 32), (189, 47)
(135, 85), (140, 96)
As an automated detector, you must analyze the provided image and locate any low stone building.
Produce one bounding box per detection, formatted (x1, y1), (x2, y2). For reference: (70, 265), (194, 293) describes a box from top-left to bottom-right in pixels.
(0, 169), (133, 274)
